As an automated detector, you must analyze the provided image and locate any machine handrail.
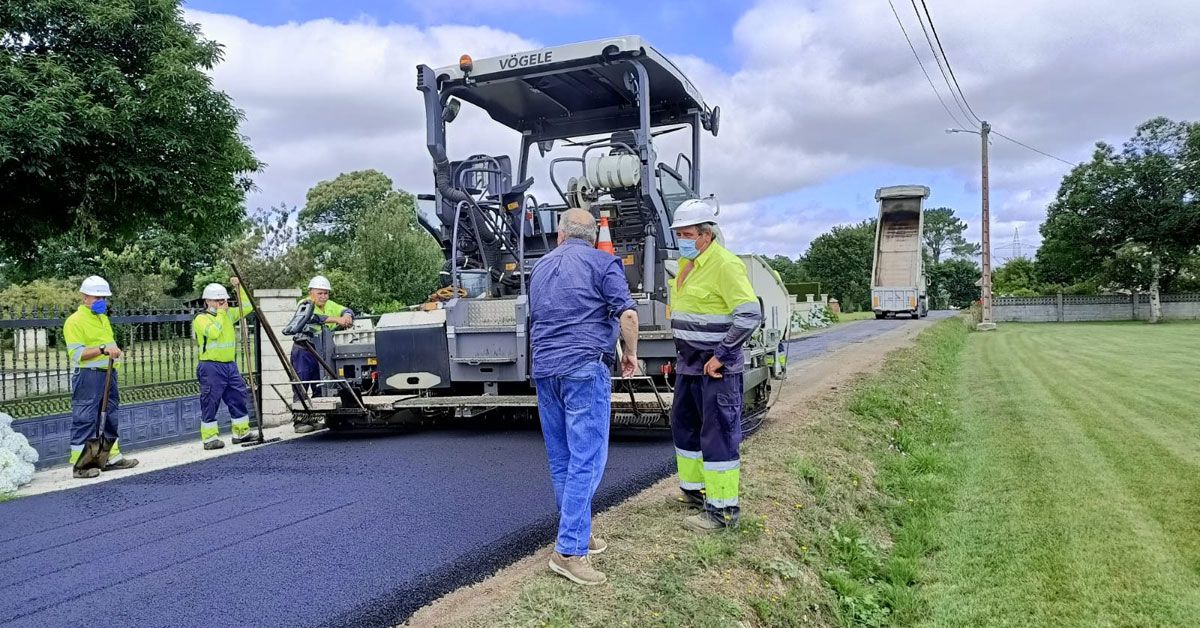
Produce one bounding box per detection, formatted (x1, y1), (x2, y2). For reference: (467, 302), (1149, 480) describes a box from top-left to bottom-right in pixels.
(548, 156), (584, 207)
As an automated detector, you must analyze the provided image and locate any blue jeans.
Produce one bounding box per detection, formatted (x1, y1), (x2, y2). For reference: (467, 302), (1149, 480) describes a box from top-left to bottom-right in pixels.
(535, 360), (612, 556)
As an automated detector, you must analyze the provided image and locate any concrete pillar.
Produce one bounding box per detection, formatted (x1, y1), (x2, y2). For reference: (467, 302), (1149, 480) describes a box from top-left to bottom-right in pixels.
(14, 329), (47, 354)
(1056, 292), (1064, 323)
(255, 288), (301, 427)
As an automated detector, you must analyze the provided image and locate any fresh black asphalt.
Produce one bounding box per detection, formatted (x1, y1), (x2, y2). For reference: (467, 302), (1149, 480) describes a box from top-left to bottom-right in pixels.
(0, 314), (947, 627)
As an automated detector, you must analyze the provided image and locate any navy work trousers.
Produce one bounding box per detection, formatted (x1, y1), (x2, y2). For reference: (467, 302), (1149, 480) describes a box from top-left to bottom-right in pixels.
(70, 368), (120, 447)
(197, 361), (248, 423)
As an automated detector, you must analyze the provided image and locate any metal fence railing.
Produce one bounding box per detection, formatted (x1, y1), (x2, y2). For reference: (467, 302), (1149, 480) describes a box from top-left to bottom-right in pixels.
(0, 303), (260, 419)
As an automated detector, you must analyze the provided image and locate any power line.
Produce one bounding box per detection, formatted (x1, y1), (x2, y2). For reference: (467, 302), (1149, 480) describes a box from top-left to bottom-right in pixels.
(909, 0), (976, 128)
(885, 0), (970, 130)
(911, 0), (1079, 168)
(991, 130), (1078, 166)
(918, 0), (983, 124)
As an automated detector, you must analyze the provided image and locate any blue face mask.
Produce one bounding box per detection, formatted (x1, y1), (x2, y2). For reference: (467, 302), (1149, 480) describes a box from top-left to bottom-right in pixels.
(678, 238), (699, 260)
(90, 299), (108, 315)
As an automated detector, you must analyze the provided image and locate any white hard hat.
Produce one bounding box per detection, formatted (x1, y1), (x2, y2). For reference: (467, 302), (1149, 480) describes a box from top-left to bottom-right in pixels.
(79, 276), (112, 297)
(308, 275), (332, 291)
(202, 283), (231, 300)
(669, 198), (720, 230)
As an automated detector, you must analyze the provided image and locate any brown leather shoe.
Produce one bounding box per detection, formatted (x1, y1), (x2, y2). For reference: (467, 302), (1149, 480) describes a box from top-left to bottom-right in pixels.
(102, 458), (139, 472)
(684, 512), (733, 533)
(588, 535), (607, 555)
(73, 467), (101, 479)
(548, 552), (607, 585)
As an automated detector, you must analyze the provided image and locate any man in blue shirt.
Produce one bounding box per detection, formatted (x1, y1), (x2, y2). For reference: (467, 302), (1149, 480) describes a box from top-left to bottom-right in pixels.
(530, 208), (639, 586)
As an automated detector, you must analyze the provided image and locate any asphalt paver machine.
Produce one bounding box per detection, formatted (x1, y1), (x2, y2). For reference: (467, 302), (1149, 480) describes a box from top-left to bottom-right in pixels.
(294, 36), (790, 430)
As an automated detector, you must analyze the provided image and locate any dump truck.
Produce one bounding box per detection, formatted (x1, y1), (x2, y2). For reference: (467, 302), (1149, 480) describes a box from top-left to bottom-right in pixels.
(871, 185), (929, 319)
(281, 36), (790, 431)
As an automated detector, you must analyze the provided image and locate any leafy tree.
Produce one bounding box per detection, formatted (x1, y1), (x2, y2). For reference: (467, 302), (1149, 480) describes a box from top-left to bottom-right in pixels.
(268, 170), (444, 311)
(18, 226), (211, 298)
(1037, 116), (1200, 322)
(927, 258), (980, 309)
(0, 0), (260, 271)
(0, 278), (79, 310)
(992, 257), (1038, 296)
(803, 219), (876, 311)
(316, 179), (442, 312)
(193, 205), (315, 294)
(95, 243), (183, 307)
(923, 207), (979, 264)
(298, 170), (396, 267)
(764, 255), (808, 284)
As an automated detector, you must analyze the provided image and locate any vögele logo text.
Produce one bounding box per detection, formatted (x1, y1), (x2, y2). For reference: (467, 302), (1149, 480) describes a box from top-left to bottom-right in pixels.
(498, 51), (554, 70)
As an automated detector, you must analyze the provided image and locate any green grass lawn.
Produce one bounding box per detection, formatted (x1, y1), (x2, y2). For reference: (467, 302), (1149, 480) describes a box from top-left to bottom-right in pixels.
(837, 311), (877, 322)
(922, 321), (1200, 627)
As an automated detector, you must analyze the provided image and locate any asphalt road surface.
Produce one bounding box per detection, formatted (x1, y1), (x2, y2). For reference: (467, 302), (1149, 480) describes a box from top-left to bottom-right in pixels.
(0, 314), (949, 627)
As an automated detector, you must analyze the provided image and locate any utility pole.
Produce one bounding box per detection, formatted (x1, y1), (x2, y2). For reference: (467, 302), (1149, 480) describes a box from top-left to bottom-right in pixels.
(945, 122), (998, 330)
(978, 121), (996, 330)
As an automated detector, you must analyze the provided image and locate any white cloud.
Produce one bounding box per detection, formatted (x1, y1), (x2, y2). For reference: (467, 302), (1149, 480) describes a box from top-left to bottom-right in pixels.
(189, 0), (1200, 256)
(401, 0), (592, 20)
(193, 11), (534, 207)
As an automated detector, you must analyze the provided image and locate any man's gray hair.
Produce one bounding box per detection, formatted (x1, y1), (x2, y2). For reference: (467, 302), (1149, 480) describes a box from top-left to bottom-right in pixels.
(696, 222), (716, 237)
(559, 208), (597, 245)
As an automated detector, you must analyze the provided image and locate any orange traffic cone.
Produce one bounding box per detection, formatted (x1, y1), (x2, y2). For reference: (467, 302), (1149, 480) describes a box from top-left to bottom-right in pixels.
(597, 216), (616, 255)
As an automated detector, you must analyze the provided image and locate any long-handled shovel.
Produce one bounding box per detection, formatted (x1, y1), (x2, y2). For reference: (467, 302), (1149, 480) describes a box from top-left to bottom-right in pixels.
(74, 357), (115, 470)
(231, 263), (312, 413)
(239, 308), (279, 448)
(227, 268), (283, 448)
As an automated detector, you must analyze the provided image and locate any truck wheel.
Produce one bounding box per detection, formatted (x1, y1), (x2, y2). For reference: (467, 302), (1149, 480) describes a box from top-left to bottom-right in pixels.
(875, 312), (885, 320)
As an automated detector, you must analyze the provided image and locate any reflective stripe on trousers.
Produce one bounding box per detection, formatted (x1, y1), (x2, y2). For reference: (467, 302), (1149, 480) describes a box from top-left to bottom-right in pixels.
(670, 372), (743, 521)
(197, 361), (251, 441)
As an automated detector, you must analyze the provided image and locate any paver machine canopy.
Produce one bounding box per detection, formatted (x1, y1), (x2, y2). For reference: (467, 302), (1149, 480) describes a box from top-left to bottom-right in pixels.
(415, 35), (720, 303)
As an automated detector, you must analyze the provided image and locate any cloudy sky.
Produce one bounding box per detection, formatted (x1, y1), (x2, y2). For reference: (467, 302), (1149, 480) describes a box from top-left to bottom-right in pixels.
(183, 0), (1198, 260)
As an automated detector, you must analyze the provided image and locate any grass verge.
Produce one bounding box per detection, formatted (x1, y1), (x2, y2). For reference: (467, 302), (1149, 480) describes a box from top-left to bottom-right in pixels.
(470, 319), (968, 627)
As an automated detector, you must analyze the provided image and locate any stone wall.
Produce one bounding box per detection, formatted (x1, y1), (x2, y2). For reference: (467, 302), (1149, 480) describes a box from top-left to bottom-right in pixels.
(994, 293), (1200, 323)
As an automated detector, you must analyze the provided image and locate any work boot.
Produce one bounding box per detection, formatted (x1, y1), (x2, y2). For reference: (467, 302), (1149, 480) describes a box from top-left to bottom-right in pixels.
(665, 489), (705, 510)
(73, 467), (101, 479)
(231, 433), (256, 445)
(103, 458), (139, 472)
(588, 535), (608, 555)
(203, 439), (226, 451)
(548, 552), (606, 586)
(294, 422), (316, 434)
(684, 512), (734, 533)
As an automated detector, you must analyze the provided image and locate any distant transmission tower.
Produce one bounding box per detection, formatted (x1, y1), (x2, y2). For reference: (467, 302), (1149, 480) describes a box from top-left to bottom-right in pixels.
(992, 227), (1026, 263)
